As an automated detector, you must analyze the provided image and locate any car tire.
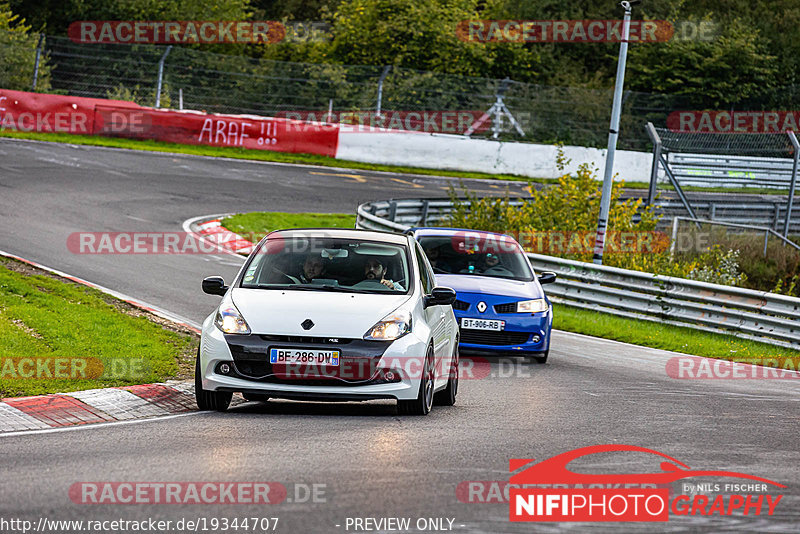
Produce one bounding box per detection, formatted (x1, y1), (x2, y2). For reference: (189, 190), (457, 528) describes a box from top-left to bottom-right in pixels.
(243, 393), (270, 403)
(529, 348), (549, 365)
(195, 350), (232, 411)
(397, 346), (435, 416)
(434, 339), (458, 406)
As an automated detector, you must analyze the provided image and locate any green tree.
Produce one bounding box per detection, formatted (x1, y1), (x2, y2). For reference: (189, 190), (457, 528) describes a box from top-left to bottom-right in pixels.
(627, 18), (779, 108)
(250, 0), (341, 20)
(685, 0), (800, 88)
(0, 2), (50, 91)
(477, 0), (624, 86)
(7, 0), (252, 35)
(307, 0), (491, 75)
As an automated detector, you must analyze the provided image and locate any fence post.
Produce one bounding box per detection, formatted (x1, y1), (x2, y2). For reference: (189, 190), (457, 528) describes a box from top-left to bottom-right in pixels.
(773, 204), (781, 230)
(764, 230), (769, 257)
(155, 45), (172, 108)
(31, 33), (44, 91)
(670, 216), (679, 261)
(645, 122), (661, 206)
(420, 200), (430, 226)
(178, 88), (183, 110)
(659, 152), (700, 226)
(784, 130), (799, 239)
(376, 66), (391, 117)
(593, 1), (634, 265)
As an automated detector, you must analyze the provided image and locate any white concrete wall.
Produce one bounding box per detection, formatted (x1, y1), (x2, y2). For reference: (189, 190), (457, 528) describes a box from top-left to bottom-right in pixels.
(335, 130), (654, 182)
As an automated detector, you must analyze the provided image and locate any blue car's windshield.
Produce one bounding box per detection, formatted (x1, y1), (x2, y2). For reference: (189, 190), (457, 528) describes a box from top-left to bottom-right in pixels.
(417, 235), (533, 281)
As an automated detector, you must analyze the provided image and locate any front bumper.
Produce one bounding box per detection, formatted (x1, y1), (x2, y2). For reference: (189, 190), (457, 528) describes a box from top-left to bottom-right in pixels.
(454, 306), (552, 355)
(199, 314), (426, 401)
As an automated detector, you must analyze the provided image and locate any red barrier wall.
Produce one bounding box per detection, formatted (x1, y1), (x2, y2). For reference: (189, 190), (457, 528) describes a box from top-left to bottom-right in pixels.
(0, 89), (138, 134)
(0, 89), (339, 157)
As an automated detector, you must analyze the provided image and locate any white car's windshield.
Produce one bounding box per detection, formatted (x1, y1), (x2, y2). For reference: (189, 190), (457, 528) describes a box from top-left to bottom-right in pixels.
(417, 235), (533, 281)
(240, 236), (411, 293)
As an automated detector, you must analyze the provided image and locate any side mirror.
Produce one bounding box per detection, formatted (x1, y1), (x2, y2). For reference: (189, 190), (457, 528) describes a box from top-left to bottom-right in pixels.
(424, 286), (457, 308)
(538, 271), (557, 285)
(202, 276), (228, 296)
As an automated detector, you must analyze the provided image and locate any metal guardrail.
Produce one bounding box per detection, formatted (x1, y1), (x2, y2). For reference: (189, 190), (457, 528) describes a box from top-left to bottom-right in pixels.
(656, 200), (800, 233)
(356, 199), (800, 349)
(358, 197), (800, 233)
(526, 253), (800, 349)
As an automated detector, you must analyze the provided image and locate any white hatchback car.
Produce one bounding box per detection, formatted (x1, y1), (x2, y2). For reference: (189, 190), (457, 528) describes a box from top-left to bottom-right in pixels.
(197, 228), (459, 415)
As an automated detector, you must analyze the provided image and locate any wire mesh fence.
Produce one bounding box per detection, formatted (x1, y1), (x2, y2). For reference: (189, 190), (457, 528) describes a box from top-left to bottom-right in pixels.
(670, 217), (800, 260)
(2, 29), (796, 151)
(656, 128), (796, 158)
(650, 126), (799, 191)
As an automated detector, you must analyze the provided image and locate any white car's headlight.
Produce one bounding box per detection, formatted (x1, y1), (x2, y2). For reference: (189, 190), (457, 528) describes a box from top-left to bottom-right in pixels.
(364, 310), (411, 341)
(214, 300), (251, 334)
(516, 298), (548, 313)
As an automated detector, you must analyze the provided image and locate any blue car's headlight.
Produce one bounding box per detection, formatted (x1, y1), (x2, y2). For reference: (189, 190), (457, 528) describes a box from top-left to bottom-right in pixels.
(516, 298), (548, 313)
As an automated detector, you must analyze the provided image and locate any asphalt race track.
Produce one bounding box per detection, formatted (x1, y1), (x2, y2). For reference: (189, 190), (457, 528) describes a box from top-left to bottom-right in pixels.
(0, 138), (798, 533)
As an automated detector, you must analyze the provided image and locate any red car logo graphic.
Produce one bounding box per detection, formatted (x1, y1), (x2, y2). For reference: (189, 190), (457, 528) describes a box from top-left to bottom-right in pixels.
(509, 444), (785, 487)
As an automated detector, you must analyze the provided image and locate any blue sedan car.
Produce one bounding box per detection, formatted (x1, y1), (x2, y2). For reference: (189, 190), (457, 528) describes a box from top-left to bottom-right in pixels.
(409, 227), (556, 363)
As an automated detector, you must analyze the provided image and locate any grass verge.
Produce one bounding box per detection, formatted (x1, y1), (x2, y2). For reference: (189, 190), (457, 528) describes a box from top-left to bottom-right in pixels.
(0, 257), (198, 398)
(0, 130), (542, 184)
(554, 303), (800, 368)
(223, 211), (800, 367)
(222, 211), (357, 243)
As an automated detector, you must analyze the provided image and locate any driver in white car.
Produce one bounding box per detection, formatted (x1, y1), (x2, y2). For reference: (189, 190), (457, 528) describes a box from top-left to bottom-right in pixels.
(299, 254), (327, 283)
(363, 257), (404, 291)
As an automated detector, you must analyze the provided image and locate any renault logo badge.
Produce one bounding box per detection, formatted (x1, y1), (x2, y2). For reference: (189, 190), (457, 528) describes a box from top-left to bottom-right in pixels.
(477, 301), (487, 313)
(301, 319), (314, 330)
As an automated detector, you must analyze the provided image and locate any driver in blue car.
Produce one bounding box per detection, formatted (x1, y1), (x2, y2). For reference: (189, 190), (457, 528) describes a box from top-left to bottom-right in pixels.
(423, 243), (453, 273)
(363, 257), (404, 290)
(480, 253), (512, 276)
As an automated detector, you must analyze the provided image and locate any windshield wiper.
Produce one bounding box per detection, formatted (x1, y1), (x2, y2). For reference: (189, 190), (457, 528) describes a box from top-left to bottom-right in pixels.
(311, 285), (373, 294)
(251, 284), (374, 294)
(247, 284), (296, 290)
